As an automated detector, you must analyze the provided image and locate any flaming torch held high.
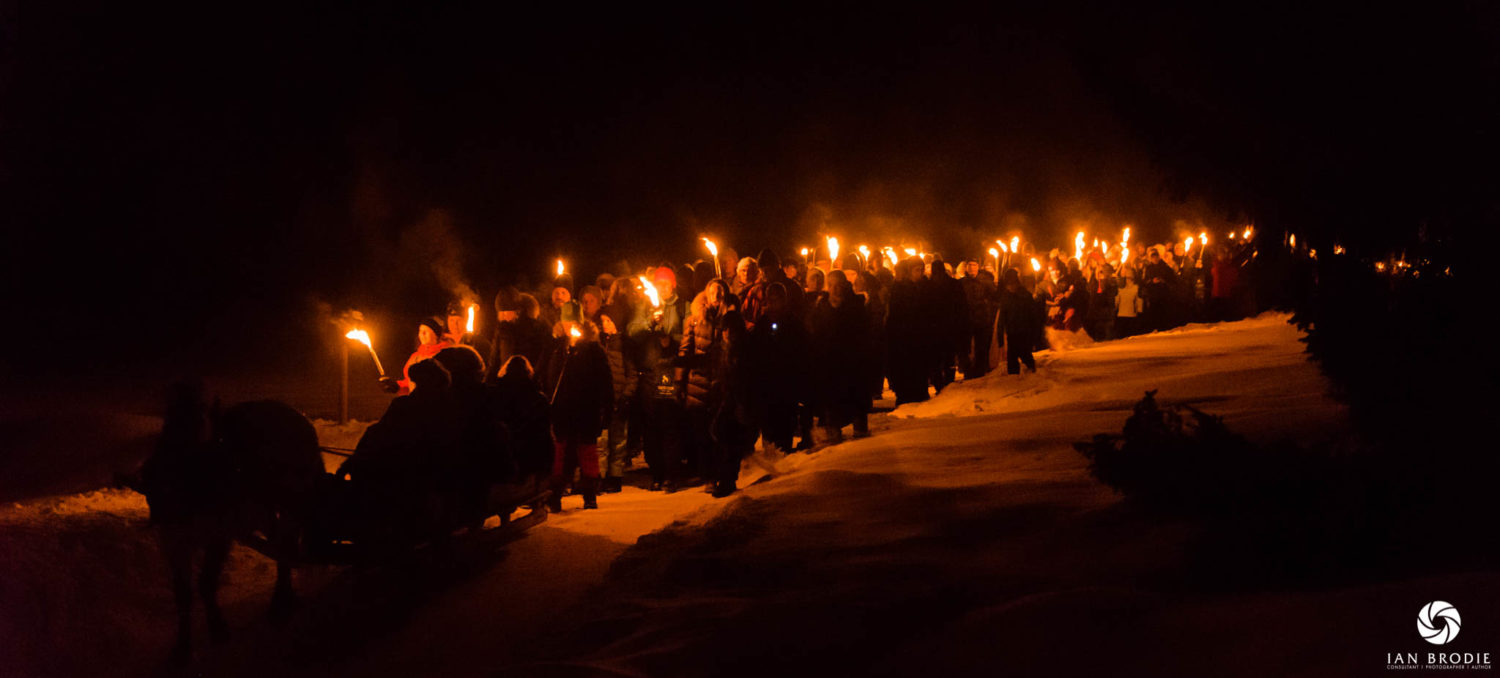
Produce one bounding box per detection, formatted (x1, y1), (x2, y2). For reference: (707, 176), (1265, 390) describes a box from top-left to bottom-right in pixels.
(883, 246), (899, 269)
(1010, 236), (1020, 254)
(556, 259), (566, 277)
(989, 247), (1000, 272)
(1074, 232), (1086, 261)
(345, 329), (386, 377)
(1030, 257), (1042, 273)
(858, 245), (871, 268)
(638, 275), (662, 309)
(466, 305), (475, 334)
(702, 238), (721, 278)
(826, 236), (840, 271)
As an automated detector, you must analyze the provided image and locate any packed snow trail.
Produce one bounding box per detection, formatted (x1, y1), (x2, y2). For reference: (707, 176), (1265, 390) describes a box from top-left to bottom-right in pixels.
(9, 314), (1476, 677)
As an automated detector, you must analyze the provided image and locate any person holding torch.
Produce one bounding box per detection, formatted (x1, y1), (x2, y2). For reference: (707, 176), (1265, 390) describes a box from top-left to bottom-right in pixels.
(544, 319), (612, 511)
(394, 318), (454, 395)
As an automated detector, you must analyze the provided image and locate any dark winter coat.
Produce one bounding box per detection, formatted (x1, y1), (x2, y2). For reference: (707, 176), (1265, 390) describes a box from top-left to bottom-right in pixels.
(547, 339), (614, 440)
(598, 306), (638, 401)
(347, 390), (462, 483)
(678, 297), (733, 412)
(745, 308), (811, 420)
(995, 286), (1040, 344)
(810, 293), (871, 416)
(925, 266), (969, 351)
(492, 367), (554, 478)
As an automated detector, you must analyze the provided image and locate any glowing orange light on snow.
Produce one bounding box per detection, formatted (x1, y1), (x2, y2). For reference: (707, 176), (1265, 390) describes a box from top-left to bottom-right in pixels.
(638, 276), (662, 308)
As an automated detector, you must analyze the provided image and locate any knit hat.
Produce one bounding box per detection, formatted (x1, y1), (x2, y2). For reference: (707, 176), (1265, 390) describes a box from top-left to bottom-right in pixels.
(653, 265), (677, 287)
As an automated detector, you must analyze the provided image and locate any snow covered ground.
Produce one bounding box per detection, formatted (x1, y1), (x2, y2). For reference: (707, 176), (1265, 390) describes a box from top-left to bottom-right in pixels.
(4, 314), (1494, 677)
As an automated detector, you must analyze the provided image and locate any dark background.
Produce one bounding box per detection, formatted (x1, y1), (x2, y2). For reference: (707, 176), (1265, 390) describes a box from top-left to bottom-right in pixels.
(2, 3), (1497, 377)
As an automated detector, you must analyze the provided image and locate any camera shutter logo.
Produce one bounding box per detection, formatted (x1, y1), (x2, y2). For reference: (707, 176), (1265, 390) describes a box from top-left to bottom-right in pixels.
(1418, 601), (1462, 645)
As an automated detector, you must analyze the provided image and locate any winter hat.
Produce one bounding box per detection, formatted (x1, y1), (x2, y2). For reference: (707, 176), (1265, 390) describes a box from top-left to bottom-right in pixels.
(494, 286), (522, 313)
(419, 317), (446, 340)
(756, 247), (781, 271)
(653, 265), (677, 288)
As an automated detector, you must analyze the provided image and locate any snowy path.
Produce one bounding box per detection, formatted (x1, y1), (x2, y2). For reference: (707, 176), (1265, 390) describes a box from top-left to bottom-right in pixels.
(6, 314), (1492, 676)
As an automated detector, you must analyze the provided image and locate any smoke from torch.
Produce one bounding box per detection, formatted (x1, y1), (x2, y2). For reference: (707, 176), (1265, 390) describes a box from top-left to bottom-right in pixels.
(345, 329), (386, 377)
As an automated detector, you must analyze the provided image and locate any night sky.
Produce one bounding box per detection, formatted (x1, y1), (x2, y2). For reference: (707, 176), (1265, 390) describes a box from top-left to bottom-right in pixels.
(3, 4), (1496, 374)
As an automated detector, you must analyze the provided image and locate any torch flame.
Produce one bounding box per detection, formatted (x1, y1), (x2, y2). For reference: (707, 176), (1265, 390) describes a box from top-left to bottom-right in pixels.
(800, 247), (809, 259)
(904, 247), (917, 258)
(1288, 233), (1296, 248)
(1074, 232), (1085, 260)
(997, 240), (1008, 253)
(345, 329), (372, 349)
(466, 305), (475, 334)
(858, 245), (870, 262)
(988, 247), (1000, 259)
(1183, 237), (1193, 254)
(1010, 236), (1020, 253)
(1199, 232), (1207, 246)
(1030, 257), (1042, 272)
(1102, 242), (1110, 256)
(569, 325), (582, 340)
(1243, 226), (1253, 240)
(1334, 244), (1345, 255)
(826, 236), (840, 269)
(1121, 246), (1131, 264)
(883, 246), (899, 268)
(556, 259), (566, 277)
(637, 275), (662, 308)
(1122, 226), (1131, 244)
(702, 237), (718, 258)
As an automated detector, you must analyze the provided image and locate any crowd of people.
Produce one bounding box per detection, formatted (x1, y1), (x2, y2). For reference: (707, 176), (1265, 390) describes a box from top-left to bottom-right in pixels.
(354, 236), (1259, 510)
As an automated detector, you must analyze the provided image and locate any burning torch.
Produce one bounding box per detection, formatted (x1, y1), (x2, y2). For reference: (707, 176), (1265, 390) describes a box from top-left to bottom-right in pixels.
(703, 237), (721, 279)
(826, 236), (840, 272)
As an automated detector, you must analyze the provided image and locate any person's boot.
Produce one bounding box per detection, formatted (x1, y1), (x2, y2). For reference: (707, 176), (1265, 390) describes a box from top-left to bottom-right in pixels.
(580, 478), (599, 509)
(601, 476), (623, 494)
(546, 476), (565, 512)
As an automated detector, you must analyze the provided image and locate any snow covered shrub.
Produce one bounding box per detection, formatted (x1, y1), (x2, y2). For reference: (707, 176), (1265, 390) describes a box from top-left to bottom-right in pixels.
(1074, 390), (1258, 513)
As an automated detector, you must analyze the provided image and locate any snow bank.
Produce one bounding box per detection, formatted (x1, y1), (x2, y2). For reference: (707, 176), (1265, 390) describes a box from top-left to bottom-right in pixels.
(499, 312), (1395, 677)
